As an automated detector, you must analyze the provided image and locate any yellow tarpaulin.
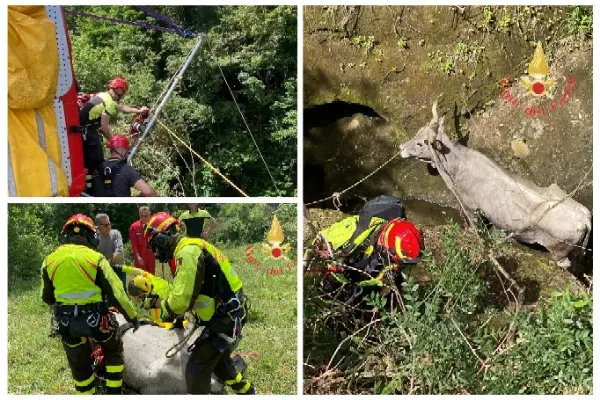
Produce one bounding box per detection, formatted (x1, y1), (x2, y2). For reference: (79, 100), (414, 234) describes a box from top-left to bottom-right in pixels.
(8, 5), (69, 196)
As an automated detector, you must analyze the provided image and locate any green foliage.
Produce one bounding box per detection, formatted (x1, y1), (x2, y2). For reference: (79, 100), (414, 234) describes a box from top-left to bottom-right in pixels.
(8, 203), (297, 284)
(304, 221), (592, 394)
(455, 42), (468, 53)
(351, 35), (376, 53)
(568, 6), (593, 37)
(397, 38), (408, 49)
(443, 59), (454, 75)
(8, 205), (55, 282)
(211, 203), (297, 256)
(481, 291), (592, 394)
(67, 6), (297, 196)
(498, 16), (512, 32)
(483, 7), (495, 26)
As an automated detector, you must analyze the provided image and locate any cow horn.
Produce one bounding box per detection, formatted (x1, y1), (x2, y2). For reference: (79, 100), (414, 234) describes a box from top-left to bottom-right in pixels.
(432, 100), (438, 120)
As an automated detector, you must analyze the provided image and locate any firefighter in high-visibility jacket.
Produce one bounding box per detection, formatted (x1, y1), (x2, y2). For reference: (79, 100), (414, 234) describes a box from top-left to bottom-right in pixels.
(41, 214), (140, 395)
(143, 212), (255, 395)
(115, 265), (177, 327)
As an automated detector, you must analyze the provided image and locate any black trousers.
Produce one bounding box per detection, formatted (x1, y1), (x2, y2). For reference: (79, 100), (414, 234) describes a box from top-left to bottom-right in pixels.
(186, 315), (254, 395)
(57, 311), (124, 394)
(82, 129), (104, 194)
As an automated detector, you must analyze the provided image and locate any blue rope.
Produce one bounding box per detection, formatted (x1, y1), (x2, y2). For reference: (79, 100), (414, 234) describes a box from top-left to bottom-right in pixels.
(65, 8), (193, 37)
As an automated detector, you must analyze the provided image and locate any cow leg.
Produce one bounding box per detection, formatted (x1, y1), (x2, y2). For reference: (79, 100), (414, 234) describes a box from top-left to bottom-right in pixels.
(462, 208), (477, 228)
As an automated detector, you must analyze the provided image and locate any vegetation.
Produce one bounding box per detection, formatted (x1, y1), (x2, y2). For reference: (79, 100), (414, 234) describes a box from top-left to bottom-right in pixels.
(304, 222), (592, 394)
(8, 203), (297, 394)
(67, 6), (297, 197)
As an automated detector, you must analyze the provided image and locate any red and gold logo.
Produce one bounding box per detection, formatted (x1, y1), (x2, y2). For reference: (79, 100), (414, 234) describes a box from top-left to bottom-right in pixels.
(246, 215), (295, 275)
(519, 43), (557, 98)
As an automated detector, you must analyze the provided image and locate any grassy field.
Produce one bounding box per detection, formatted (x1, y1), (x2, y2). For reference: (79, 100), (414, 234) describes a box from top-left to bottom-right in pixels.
(7, 244), (298, 395)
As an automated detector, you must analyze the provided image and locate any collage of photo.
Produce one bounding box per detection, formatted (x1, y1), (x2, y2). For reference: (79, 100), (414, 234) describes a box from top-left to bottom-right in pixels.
(4, 4), (594, 396)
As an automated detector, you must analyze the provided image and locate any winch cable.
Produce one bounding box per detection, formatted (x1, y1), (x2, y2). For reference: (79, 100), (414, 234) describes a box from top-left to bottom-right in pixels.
(205, 39), (279, 193)
(157, 119), (250, 197)
(64, 8), (190, 37)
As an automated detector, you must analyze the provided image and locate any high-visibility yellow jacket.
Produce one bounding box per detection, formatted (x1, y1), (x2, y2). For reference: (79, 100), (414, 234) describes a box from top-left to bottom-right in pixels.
(161, 237), (242, 322)
(41, 243), (137, 321)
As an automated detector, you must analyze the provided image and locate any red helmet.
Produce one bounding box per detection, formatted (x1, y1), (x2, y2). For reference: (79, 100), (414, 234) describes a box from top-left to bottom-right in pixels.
(144, 212), (181, 244)
(108, 77), (128, 92)
(108, 134), (131, 150)
(62, 214), (96, 234)
(377, 219), (424, 263)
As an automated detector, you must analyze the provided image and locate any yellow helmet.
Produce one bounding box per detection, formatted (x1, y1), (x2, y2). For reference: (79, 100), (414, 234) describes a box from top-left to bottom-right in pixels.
(128, 275), (152, 297)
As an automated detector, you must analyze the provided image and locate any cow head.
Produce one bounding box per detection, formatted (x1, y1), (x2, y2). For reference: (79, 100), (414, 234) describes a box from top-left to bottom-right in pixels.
(399, 101), (446, 161)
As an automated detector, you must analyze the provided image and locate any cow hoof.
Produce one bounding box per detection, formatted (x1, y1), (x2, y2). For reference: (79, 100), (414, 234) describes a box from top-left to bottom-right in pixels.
(556, 258), (571, 269)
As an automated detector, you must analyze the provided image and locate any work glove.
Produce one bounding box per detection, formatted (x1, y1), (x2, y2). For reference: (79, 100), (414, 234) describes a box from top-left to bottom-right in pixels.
(131, 317), (141, 333)
(143, 296), (160, 309)
(171, 317), (185, 330)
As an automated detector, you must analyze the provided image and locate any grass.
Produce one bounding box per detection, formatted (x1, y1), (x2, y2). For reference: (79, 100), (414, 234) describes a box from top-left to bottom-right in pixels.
(7, 243), (297, 395)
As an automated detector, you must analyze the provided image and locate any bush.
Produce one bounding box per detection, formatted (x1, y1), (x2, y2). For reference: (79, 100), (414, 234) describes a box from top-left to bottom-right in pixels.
(304, 221), (592, 394)
(8, 205), (55, 284)
(212, 203), (297, 256)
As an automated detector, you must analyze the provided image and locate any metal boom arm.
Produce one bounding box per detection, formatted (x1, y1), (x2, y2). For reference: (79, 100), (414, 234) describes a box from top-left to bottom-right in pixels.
(128, 34), (205, 163)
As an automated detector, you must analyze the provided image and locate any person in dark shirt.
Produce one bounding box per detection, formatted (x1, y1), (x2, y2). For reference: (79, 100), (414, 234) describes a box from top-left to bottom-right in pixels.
(93, 134), (157, 197)
(179, 204), (217, 239)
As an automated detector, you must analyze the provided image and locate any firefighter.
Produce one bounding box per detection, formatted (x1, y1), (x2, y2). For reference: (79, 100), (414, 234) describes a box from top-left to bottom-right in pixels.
(41, 214), (140, 394)
(92, 134), (157, 197)
(79, 77), (149, 194)
(317, 217), (424, 307)
(143, 212), (255, 395)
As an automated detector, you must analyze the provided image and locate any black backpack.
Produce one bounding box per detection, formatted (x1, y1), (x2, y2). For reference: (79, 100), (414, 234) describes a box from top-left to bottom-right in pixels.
(345, 195), (407, 249)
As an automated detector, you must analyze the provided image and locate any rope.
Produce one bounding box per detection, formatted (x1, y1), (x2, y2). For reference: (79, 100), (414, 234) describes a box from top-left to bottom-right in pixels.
(157, 119), (250, 197)
(65, 9), (187, 36)
(304, 150), (403, 207)
(205, 40), (279, 193)
(165, 317), (199, 358)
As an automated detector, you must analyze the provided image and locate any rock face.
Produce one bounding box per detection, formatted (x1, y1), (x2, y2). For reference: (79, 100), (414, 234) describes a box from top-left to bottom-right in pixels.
(304, 6), (593, 212)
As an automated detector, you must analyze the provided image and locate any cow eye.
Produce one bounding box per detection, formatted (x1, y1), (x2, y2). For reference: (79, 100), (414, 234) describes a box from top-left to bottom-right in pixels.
(424, 139), (429, 145)
(416, 143), (422, 147)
